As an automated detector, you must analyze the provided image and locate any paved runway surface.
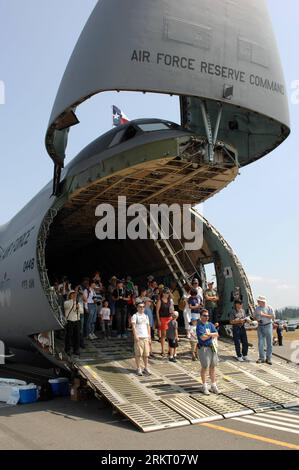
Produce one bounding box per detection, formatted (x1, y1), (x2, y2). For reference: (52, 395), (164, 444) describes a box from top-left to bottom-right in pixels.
(1, 336), (299, 450)
(1, 397), (299, 450)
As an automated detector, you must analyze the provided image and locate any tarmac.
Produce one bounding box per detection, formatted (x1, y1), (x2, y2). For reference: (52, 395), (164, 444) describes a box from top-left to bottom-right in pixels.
(1, 334), (299, 450)
(1, 397), (299, 450)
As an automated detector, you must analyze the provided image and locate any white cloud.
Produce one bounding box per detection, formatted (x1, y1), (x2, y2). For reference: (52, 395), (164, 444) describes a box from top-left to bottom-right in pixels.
(248, 275), (279, 284)
(277, 284), (298, 290)
(248, 275), (263, 282)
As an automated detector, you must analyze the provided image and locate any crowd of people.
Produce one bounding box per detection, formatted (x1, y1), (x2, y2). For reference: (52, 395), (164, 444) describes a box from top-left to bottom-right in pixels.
(51, 272), (279, 395)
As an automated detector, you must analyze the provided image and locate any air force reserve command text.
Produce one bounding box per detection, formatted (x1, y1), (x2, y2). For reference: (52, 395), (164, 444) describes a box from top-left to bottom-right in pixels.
(131, 49), (285, 95)
(100, 453), (199, 466)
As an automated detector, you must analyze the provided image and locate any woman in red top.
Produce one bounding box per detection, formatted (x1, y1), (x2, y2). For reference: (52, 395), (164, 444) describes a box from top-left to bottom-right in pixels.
(156, 288), (174, 356)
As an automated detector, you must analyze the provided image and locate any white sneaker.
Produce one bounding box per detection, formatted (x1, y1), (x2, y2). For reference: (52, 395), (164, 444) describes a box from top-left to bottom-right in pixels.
(242, 356), (250, 362)
(237, 356), (244, 362)
(210, 384), (220, 394)
(91, 333), (97, 340)
(88, 334), (93, 340)
(143, 368), (152, 376)
(137, 368), (143, 376)
(202, 384), (210, 395)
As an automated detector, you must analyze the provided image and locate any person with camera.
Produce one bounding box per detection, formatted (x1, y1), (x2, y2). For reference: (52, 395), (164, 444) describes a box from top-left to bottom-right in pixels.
(92, 271), (105, 294)
(229, 300), (250, 362)
(59, 276), (72, 301)
(83, 281), (98, 340)
(112, 280), (130, 339)
(254, 295), (275, 365)
(64, 290), (83, 357)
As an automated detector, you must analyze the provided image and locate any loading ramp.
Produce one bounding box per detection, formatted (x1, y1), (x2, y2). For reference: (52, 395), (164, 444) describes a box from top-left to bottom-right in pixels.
(70, 338), (299, 432)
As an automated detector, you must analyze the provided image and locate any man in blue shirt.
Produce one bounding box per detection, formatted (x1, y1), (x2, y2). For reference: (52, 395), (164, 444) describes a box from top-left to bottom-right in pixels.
(196, 309), (219, 395)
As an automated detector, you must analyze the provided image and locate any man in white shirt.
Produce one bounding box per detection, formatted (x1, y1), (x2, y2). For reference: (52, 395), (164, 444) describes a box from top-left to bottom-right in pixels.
(131, 303), (151, 376)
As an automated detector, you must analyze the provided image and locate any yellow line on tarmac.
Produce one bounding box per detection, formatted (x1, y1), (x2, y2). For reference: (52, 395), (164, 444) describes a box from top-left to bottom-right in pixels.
(200, 422), (299, 450)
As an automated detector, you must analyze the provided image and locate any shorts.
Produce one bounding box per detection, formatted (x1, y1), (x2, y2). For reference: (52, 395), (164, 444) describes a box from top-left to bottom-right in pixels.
(167, 338), (178, 348)
(159, 317), (171, 331)
(198, 346), (218, 368)
(134, 338), (150, 358)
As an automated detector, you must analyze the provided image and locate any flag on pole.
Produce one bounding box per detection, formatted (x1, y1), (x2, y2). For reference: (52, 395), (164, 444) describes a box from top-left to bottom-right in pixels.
(112, 105), (129, 127)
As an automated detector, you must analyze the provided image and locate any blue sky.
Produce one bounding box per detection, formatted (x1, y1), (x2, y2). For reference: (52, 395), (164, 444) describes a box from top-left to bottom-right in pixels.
(0, 0), (298, 308)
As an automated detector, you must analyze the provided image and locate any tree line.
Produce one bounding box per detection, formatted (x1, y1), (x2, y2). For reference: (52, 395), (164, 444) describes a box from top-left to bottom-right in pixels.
(275, 307), (299, 320)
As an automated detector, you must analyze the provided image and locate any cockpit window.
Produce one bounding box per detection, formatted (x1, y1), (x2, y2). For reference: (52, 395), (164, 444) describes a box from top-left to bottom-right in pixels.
(108, 129), (127, 147)
(108, 126), (137, 148)
(138, 122), (170, 132)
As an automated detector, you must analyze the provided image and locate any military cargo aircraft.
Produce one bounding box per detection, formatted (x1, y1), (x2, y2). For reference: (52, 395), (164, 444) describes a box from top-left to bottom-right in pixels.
(0, 0), (290, 367)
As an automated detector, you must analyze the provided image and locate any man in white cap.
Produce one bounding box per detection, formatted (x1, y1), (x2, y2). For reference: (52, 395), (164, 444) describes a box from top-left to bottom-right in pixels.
(254, 296), (275, 365)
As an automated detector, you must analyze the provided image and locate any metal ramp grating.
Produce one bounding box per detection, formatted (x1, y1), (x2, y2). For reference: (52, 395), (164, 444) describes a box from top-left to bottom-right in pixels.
(274, 383), (299, 398)
(252, 386), (299, 408)
(192, 393), (254, 418)
(161, 395), (223, 424)
(78, 365), (126, 406)
(282, 364), (299, 381)
(147, 383), (182, 396)
(162, 372), (205, 394)
(92, 365), (157, 403)
(115, 401), (189, 432)
(258, 363), (296, 383)
(221, 371), (268, 389)
(70, 337), (299, 432)
(236, 364), (291, 386)
(223, 389), (282, 412)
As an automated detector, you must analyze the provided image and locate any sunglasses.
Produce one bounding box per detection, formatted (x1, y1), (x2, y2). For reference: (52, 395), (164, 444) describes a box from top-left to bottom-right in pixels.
(202, 315), (209, 318)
